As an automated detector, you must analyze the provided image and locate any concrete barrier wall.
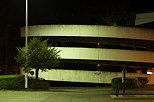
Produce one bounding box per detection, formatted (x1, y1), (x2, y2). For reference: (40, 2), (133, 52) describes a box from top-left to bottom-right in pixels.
(21, 25), (154, 41)
(34, 69), (152, 84)
(57, 47), (154, 63)
(135, 12), (154, 25)
(22, 47), (154, 64)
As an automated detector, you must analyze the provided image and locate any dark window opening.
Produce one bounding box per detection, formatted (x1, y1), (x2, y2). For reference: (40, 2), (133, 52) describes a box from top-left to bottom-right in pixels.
(54, 62), (139, 73)
(20, 37), (154, 52)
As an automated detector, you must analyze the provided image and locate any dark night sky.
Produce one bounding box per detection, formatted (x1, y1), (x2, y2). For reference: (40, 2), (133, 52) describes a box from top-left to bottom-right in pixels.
(0, 0), (154, 73)
(1, 0), (154, 26)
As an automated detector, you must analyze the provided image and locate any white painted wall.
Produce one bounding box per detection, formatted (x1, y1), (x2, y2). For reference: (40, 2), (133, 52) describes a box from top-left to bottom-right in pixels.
(20, 25), (154, 41)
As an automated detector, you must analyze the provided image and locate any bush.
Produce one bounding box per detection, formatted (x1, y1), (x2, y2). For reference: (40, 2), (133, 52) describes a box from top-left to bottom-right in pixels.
(0, 75), (50, 90)
(112, 77), (123, 89)
(29, 79), (49, 89)
(125, 77), (139, 88)
(138, 77), (148, 86)
(111, 77), (148, 89)
(0, 75), (25, 89)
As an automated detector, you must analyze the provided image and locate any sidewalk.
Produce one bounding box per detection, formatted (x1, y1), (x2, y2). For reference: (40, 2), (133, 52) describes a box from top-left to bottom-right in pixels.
(110, 89), (154, 100)
(111, 95), (154, 100)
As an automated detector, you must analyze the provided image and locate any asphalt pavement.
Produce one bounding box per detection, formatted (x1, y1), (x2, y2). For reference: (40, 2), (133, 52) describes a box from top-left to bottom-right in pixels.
(0, 87), (154, 102)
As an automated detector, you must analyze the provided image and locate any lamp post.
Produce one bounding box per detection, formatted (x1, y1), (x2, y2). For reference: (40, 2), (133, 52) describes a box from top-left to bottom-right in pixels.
(25, 0), (28, 88)
(122, 65), (126, 94)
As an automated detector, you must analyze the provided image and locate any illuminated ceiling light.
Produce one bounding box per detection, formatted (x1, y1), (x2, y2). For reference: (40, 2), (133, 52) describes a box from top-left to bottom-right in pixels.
(97, 64), (100, 67)
(97, 42), (100, 46)
(147, 71), (153, 74)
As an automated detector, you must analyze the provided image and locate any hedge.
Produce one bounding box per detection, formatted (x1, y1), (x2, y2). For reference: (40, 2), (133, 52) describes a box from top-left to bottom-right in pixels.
(28, 77), (49, 89)
(0, 75), (25, 89)
(28, 79), (49, 89)
(137, 77), (149, 86)
(0, 75), (49, 89)
(112, 77), (148, 89)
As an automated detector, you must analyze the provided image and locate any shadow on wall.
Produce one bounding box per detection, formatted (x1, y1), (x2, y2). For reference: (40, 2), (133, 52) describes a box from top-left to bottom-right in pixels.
(49, 80), (111, 87)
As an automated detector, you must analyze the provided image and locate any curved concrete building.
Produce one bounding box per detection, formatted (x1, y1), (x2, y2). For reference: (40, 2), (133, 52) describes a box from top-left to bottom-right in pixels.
(20, 25), (154, 84)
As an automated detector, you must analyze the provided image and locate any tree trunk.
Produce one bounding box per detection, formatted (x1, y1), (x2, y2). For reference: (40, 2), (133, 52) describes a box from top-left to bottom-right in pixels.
(35, 69), (39, 80)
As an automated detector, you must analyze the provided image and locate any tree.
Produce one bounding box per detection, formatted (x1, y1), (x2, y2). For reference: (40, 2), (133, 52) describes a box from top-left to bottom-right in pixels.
(15, 37), (61, 80)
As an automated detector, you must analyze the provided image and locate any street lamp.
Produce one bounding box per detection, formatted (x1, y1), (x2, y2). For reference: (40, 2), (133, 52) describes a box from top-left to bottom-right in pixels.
(25, 0), (28, 88)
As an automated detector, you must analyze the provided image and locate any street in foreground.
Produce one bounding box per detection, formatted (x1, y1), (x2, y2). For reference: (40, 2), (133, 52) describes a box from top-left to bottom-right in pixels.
(0, 87), (154, 102)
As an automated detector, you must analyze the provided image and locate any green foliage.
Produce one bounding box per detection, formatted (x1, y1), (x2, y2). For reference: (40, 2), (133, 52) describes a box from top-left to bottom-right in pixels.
(15, 47), (29, 72)
(112, 77), (149, 89)
(0, 75), (25, 89)
(29, 79), (49, 89)
(0, 75), (50, 90)
(15, 37), (61, 79)
(138, 77), (149, 86)
(0, 75), (21, 78)
(112, 77), (123, 89)
(27, 37), (61, 71)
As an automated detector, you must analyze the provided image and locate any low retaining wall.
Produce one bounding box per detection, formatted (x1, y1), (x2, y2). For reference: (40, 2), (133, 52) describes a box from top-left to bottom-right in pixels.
(24, 69), (152, 84)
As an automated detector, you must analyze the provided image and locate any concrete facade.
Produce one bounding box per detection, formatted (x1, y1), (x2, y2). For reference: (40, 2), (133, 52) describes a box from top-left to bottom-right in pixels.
(20, 25), (154, 84)
(57, 47), (154, 63)
(36, 69), (151, 84)
(21, 25), (154, 41)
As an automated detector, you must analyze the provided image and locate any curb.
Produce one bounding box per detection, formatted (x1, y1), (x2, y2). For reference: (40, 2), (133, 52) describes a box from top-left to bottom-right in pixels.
(110, 95), (154, 100)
